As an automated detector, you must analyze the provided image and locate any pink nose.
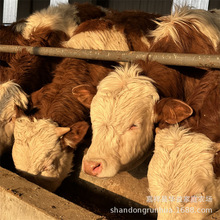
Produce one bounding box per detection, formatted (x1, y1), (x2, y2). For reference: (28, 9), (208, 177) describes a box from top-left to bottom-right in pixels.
(83, 160), (102, 176)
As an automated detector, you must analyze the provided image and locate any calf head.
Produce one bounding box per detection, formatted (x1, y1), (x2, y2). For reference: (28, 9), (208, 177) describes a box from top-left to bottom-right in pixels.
(74, 63), (160, 177)
(0, 81), (28, 156)
(148, 126), (220, 220)
(12, 116), (89, 192)
(73, 63), (196, 178)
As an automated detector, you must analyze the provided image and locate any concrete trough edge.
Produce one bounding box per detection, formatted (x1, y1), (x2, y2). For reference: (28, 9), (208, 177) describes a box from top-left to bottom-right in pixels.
(0, 166), (103, 220)
(0, 164), (219, 220)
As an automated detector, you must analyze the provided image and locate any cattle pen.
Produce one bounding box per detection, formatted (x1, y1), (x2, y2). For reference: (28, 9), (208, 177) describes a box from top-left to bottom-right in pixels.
(0, 0), (220, 220)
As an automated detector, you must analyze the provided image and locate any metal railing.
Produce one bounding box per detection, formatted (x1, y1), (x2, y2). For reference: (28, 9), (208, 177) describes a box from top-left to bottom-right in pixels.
(0, 45), (220, 68)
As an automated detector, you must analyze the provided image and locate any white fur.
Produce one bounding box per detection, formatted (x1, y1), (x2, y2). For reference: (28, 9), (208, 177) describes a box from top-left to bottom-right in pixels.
(22, 3), (80, 39)
(82, 63), (159, 177)
(12, 116), (73, 192)
(150, 6), (220, 50)
(148, 125), (220, 220)
(140, 35), (151, 48)
(62, 27), (130, 51)
(0, 81), (28, 156)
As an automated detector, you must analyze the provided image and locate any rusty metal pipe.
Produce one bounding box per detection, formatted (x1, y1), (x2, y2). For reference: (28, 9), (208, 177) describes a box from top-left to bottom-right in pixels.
(0, 45), (220, 68)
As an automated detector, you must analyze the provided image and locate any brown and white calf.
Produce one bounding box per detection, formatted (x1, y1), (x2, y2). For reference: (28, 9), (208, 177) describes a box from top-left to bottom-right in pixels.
(62, 10), (160, 51)
(75, 61), (180, 177)
(149, 6), (220, 54)
(21, 2), (111, 40)
(0, 19), (71, 156)
(74, 59), (219, 178)
(1, 2), (109, 63)
(147, 125), (220, 220)
(12, 58), (116, 191)
(0, 48), (57, 156)
(147, 67), (220, 220)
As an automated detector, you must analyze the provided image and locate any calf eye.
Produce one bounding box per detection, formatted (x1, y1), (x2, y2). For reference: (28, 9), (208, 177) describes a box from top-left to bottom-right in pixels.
(190, 192), (205, 203)
(41, 164), (55, 172)
(129, 124), (138, 130)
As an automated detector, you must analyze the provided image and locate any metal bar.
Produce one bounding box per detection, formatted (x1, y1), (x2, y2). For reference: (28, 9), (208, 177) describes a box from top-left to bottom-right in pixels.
(172, 0), (209, 12)
(3, 0), (18, 24)
(0, 45), (220, 68)
(50, 0), (69, 6)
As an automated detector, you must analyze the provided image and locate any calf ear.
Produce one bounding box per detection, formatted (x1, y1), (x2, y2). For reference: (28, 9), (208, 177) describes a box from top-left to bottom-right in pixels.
(61, 121), (89, 150)
(72, 84), (96, 108)
(155, 98), (193, 124)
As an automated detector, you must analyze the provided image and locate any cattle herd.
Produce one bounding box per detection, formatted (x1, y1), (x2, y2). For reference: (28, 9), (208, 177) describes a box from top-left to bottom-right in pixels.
(0, 2), (219, 219)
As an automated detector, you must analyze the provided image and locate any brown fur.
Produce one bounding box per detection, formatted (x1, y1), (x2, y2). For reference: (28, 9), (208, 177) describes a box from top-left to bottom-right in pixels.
(75, 2), (111, 23)
(104, 11), (160, 51)
(135, 60), (219, 143)
(150, 22), (217, 54)
(0, 25), (71, 93)
(73, 19), (114, 34)
(73, 10), (160, 51)
(152, 65), (220, 143)
(30, 58), (117, 149)
(141, 61), (220, 176)
(0, 22), (28, 63)
(136, 60), (184, 99)
(0, 49), (53, 94)
(182, 69), (220, 142)
(28, 27), (69, 47)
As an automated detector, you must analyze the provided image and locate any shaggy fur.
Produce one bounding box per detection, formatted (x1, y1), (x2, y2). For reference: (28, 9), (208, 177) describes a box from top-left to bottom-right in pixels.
(12, 58), (115, 190)
(22, 2), (111, 39)
(82, 59), (219, 178)
(82, 63), (160, 177)
(182, 69), (220, 143)
(0, 81), (28, 156)
(0, 49), (56, 156)
(150, 6), (220, 53)
(31, 58), (114, 126)
(154, 68), (220, 143)
(62, 10), (160, 51)
(0, 22), (28, 63)
(0, 20), (67, 71)
(0, 49), (54, 94)
(12, 116), (74, 192)
(0, 21), (71, 157)
(148, 125), (220, 220)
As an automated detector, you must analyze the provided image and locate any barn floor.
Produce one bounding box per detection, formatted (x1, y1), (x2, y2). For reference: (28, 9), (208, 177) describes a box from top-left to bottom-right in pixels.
(0, 138), (219, 220)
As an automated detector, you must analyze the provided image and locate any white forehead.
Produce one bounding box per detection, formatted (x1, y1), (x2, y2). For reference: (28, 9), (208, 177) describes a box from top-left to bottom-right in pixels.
(91, 63), (159, 128)
(12, 117), (60, 171)
(155, 126), (214, 152)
